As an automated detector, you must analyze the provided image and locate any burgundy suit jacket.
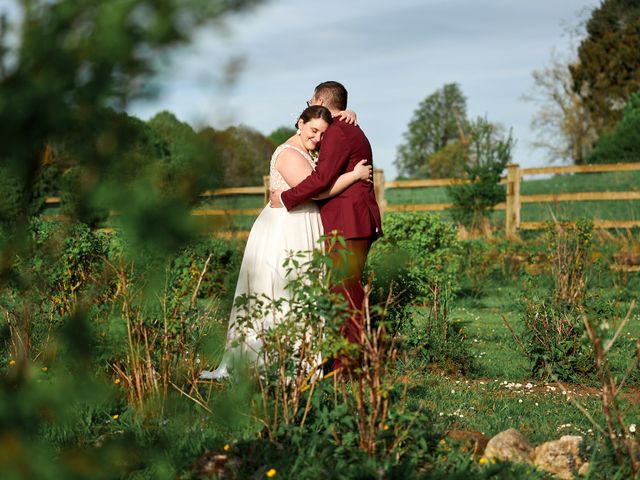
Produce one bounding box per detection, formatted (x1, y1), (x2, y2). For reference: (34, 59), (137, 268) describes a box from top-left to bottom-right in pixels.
(281, 119), (382, 240)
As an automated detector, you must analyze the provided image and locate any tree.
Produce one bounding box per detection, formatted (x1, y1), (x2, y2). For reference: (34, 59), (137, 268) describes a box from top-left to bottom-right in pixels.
(268, 126), (296, 147)
(395, 83), (467, 178)
(0, 0), (259, 243)
(588, 91), (640, 163)
(147, 111), (217, 200)
(0, 1), (263, 475)
(200, 125), (275, 187)
(523, 50), (598, 164)
(425, 141), (467, 179)
(447, 117), (514, 229)
(570, 0), (640, 134)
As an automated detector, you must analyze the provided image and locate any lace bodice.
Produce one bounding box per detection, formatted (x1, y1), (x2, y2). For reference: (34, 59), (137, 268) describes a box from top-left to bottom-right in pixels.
(269, 143), (317, 191)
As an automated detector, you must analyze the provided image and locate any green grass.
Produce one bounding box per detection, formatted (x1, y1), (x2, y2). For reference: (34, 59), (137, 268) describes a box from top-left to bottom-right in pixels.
(412, 281), (640, 448)
(521, 170), (640, 195)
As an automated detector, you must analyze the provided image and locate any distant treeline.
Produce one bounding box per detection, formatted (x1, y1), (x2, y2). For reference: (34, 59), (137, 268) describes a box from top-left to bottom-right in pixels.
(0, 108), (293, 232)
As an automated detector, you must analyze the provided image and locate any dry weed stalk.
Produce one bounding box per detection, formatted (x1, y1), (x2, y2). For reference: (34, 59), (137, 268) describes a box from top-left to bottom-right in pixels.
(333, 286), (410, 456)
(557, 301), (639, 477)
(546, 219), (592, 306)
(3, 305), (31, 364)
(251, 297), (327, 437)
(109, 256), (216, 408)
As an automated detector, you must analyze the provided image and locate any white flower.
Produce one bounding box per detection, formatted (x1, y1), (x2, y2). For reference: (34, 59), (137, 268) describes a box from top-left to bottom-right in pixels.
(518, 399), (523, 403)
(630, 424), (637, 433)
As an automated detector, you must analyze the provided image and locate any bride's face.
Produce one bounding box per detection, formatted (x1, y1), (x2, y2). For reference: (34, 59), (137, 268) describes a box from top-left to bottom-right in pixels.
(298, 118), (329, 151)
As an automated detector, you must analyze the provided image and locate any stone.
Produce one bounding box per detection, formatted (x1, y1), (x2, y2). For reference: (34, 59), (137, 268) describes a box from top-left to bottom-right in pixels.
(193, 452), (230, 478)
(533, 435), (586, 480)
(484, 428), (535, 464)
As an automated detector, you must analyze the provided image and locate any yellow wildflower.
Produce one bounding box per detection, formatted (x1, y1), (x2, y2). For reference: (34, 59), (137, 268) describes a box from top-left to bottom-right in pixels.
(383, 424), (389, 431)
(9, 359), (16, 366)
(479, 457), (487, 465)
(266, 468), (277, 478)
(114, 378), (121, 384)
(112, 414), (119, 420)
(223, 444), (231, 452)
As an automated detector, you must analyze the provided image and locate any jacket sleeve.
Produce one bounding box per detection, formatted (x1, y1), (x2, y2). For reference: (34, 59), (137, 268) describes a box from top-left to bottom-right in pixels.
(281, 126), (350, 211)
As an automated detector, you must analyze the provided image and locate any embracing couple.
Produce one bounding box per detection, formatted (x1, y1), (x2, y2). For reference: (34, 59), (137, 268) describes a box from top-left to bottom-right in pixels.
(200, 81), (382, 381)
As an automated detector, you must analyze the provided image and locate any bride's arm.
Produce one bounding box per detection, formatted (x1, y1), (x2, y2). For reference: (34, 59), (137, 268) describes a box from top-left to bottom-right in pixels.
(276, 152), (371, 200)
(275, 149), (315, 188)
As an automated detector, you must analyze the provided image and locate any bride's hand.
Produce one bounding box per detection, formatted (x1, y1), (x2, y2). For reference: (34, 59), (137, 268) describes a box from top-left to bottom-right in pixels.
(353, 159), (372, 182)
(335, 109), (358, 125)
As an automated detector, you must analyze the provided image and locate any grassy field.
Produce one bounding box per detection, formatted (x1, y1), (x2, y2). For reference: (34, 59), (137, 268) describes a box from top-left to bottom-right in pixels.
(413, 283), (640, 451)
(6, 221), (638, 478)
(193, 169), (640, 231)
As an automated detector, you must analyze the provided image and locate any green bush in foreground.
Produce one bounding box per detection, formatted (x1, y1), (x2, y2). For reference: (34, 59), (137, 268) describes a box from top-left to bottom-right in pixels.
(367, 212), (475, 374)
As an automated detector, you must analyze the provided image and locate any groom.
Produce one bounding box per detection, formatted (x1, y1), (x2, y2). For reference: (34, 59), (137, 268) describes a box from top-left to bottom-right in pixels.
(270, 81), (382, 367)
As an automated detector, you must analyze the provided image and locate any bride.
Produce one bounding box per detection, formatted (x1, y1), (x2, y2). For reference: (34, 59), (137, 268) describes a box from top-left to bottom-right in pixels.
(200, 105), (371, 380)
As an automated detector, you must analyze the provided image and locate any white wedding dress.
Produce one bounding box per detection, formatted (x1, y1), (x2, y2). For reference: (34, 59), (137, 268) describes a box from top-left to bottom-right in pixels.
(200, 144), (324, 380)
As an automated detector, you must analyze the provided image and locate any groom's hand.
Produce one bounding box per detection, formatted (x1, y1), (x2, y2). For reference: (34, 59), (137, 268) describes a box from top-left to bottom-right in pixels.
(269, 189), (284, 208)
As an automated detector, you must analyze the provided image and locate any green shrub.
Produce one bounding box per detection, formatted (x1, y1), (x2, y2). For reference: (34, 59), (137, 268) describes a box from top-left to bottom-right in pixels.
(588, 91), (640, 164)
(368, 212), (461, 315)
(447, 119), (513, 229)
(367, 213), (476, 374)
(505, 220), (596, 381)
(515, 294), (595, 381)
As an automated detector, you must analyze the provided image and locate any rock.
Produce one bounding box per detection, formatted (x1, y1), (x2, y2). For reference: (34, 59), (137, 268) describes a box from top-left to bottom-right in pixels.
(193, 452), (231, 478)
(533, 435), (587, 480)
(446, 429), (490, 457)
(484, 428), (535, 464)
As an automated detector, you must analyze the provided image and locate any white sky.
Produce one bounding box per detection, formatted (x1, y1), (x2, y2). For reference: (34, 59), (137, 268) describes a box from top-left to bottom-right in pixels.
(3, 0), (601, 179)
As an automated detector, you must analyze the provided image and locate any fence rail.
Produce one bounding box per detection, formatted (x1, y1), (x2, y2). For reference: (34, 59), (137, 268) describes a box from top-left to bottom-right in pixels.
(381, 162), (640, 236)
(44, 162), (640, 236)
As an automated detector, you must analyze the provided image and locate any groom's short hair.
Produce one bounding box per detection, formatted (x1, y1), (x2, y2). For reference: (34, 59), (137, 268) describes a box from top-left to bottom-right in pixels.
(314, 81), (348, 111)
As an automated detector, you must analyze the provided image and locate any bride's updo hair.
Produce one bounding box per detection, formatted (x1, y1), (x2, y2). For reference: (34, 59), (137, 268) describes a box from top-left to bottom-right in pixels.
(296, 105), (333, 128)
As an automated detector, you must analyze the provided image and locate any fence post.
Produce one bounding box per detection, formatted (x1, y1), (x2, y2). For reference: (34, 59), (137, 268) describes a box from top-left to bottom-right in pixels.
(263, 175), (270, 205)
(505, 163), (521, 238)
(373, 169), (386, 217)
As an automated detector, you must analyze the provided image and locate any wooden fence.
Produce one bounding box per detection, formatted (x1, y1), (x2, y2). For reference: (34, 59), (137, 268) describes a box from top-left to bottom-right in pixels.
(189, 162), (640, 237)
(45, 162), (640, 236)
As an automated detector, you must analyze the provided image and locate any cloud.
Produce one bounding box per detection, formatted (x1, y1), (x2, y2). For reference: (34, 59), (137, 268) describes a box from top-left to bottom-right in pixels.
(129, 0), (601, 178)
